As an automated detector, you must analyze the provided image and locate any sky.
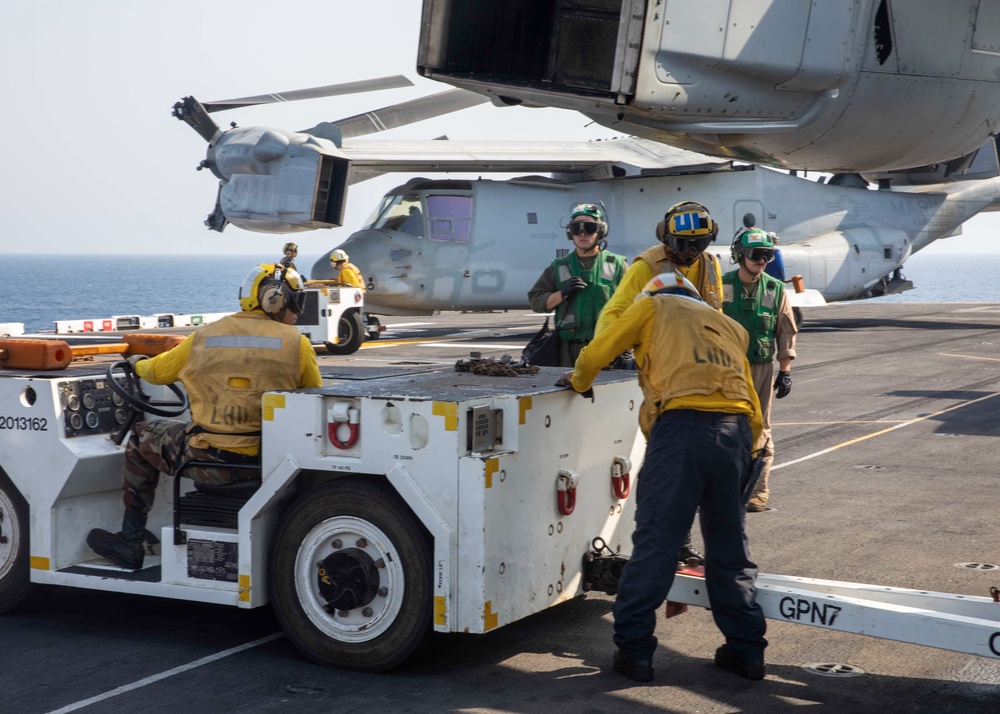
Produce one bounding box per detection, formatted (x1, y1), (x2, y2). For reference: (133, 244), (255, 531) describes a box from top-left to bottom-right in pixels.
(1, 1), (998, 257)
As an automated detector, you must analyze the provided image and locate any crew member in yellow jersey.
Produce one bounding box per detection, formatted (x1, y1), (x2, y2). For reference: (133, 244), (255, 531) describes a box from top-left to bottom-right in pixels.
(558, 271), (766, 684)
(594, 201), (723, 338)
(329, 248), (365, 291)
(86, 264), (322, 570)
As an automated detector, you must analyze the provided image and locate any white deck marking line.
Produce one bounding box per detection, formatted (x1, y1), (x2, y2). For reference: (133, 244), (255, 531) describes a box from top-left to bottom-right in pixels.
(46, 632), (285, 714)
(772, 391), (1000, 471)
(939, 352), (1000, 362)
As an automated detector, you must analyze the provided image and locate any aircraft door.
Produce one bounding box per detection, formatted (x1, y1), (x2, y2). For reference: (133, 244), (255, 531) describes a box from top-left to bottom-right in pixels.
(423, 194), (474, 306)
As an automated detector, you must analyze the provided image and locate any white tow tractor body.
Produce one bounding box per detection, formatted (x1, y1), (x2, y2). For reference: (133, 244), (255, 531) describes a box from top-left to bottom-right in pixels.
(0, 359), (642, 670)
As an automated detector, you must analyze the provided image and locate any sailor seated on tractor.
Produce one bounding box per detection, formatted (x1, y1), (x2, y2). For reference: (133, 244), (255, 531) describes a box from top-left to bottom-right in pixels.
(86, 264), (322, 569)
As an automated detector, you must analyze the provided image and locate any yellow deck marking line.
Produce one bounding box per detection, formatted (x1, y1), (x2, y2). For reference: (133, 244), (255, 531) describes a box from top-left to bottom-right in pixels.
(46, 633), (285, 713)
(939, 353), (1000, 362)
(774, 420), (909, 425)
(772, 391), (1000, 471)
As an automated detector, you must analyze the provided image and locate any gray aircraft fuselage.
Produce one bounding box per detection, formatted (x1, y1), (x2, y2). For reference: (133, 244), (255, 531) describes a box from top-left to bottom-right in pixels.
(323, 168), (1000, 315)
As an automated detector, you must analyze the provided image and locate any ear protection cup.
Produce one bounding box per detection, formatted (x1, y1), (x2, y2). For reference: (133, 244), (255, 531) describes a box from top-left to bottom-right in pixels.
(258, 280), (289, 318)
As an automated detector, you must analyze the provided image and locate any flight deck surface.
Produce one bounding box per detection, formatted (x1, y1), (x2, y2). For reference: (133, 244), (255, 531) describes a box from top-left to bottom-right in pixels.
(4, 302), (1000, 713)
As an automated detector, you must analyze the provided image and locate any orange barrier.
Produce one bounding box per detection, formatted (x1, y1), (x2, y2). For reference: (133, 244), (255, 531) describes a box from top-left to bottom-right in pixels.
(0, 339), (73, 370)
(0, 333), (184, 370)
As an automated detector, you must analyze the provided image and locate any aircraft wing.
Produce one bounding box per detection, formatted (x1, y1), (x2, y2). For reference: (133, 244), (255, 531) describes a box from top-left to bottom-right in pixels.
(340, 137), (737, 184)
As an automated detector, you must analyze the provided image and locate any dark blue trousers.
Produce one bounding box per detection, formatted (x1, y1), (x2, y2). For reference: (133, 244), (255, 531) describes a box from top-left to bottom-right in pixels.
(613, 410), (767, 662)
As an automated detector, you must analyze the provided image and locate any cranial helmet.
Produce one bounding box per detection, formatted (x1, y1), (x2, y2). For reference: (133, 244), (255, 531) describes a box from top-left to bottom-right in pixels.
(239, 263), (306, 320)
(655, 201), (718, 263)
(731, 227), (775, 265)
(283, 242), (298, 255)
(639, 270), (703, 302)
(330, 248), (349, 263)
(566, 202), (609, 240)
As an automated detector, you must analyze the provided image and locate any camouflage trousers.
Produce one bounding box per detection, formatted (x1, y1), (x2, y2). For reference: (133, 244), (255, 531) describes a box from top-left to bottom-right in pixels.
(749, 361), (776, 500)
(122, 420), (258, 517)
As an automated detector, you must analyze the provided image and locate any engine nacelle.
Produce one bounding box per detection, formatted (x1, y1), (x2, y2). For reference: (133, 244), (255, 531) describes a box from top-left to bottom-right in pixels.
(781, 227), (910, 301)
(208, 127), (351, 233)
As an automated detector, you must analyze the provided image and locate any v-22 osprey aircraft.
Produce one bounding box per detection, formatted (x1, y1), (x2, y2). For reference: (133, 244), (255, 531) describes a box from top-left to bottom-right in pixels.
(174, 0), (1000, 318)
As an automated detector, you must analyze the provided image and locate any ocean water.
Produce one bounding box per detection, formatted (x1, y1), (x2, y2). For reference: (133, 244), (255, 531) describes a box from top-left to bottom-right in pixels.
(1, 252), (999, 335)
(0, 254), (325, 336)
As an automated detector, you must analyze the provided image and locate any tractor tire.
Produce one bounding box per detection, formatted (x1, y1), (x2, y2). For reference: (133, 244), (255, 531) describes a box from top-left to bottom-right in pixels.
(325, 311), (365, 355)
(269, 478), (432, 672)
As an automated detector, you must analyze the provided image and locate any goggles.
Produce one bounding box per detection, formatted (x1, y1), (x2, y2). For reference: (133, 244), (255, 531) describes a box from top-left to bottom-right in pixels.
(569, 221), (601, 236)
(287, 290), (306, 314)
(745, 248), (775, 263)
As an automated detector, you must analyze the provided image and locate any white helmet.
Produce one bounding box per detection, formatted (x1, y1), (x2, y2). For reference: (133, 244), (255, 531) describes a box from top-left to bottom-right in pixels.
(638, 270), (703, 302)
(330, 249), (349, 263)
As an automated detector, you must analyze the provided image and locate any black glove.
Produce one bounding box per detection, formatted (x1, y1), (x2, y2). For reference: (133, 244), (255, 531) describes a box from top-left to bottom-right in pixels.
(555, 372), (594, 401)
(773, 371), (792, 399)
(560, 276), (587, 300)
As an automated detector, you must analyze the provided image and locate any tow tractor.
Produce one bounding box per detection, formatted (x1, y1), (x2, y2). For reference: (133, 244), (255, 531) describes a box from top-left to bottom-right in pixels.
(48, 283), (381, 355)
(0, 340), (998, 671)
(299, 282), (384, 353)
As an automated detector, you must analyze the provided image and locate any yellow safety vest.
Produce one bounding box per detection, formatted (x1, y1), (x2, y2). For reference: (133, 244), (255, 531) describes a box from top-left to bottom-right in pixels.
(180, 312), (303, 451)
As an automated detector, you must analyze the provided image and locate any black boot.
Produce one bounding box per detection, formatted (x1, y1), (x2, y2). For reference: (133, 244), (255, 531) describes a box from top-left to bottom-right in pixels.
(87, 512), (147, 570)
(678, 531), (704, 566)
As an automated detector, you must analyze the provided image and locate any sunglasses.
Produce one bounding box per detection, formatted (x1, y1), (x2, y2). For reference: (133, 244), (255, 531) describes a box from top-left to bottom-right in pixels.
(569, 221), (601, 236)
(746, 248), (775, 263)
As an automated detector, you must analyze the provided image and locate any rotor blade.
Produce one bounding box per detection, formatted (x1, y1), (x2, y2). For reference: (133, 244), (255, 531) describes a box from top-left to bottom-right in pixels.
(202, 75), (414, 113)
(172, 96), (222, 143)
(305, 89), (489, 141)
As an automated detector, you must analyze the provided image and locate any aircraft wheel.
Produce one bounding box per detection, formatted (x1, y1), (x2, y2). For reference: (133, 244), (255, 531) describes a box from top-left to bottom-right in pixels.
(269, 478), (432, 672)
(366, 315), (381, 340)
(0, 470), (31, 614)
(325, 311), (365, 355)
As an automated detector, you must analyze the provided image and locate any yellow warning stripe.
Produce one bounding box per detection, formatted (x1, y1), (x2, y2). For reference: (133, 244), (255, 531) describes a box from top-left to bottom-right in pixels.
(30, 556), (50, 570)
(262, 393), (286, 421)
(434, 596), (447, 626)
(484, 600), (499, 631)
(519, 396), (532, 425)
(433, 402), (458, 431)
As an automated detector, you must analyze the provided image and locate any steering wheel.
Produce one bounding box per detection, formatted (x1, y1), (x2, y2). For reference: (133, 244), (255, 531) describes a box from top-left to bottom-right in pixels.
(106, 359), (188, 418)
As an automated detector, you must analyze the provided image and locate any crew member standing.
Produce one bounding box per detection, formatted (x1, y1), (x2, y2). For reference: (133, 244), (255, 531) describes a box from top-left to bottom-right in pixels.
(527, 203), (627, 367)
(329, 249), (365, 291)
(86, 264), (322, 570)
(594, 201), (723, 338)
(593, 200), (723, 564)
(280, 242), (299, 273)
(722, 228), (797, 512)
(558, 271), (766, 683)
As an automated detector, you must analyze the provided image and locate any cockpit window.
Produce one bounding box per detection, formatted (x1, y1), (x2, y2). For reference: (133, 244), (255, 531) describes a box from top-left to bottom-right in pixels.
(370, 194), (425, 236)
(426, 195), (472, 244)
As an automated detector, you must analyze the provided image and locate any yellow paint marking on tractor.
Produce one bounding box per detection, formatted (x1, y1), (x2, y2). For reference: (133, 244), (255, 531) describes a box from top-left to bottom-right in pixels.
(434, 596), (447, 626)
(433, 402), (458, 431)
(519, 396), (532, 425)
(484, 600), (499, 631)
(262, 393), (286, 421)
(30, 556), (50, 570)
(239, 574), (251, 602)
(484, 459), (498, 489)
